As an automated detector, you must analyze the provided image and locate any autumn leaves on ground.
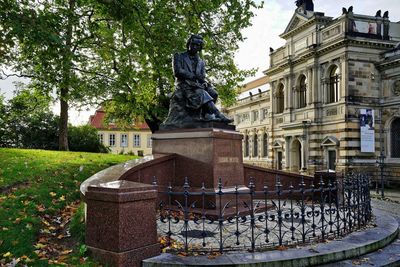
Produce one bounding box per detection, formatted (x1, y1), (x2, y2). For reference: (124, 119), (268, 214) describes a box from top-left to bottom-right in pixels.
(0, 148), (137, 266)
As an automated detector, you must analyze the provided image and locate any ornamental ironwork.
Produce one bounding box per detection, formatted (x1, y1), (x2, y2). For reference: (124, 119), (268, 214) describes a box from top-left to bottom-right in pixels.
(156, 174), (371, 253)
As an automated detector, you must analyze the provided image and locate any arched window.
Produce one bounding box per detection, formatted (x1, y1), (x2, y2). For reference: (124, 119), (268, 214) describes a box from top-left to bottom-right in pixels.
(276, 83), (284, 113)
(327, 66), (339, 103)
(297, 75), (307, 108)
(244, 135), (249, 157)
(253, 135), (258, 157)
(263, 133), (268, 157)
(391, 118), (400, 158)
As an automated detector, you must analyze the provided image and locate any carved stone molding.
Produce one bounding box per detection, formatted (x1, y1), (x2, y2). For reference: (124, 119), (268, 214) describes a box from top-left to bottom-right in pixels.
(392, 80), (400, 96)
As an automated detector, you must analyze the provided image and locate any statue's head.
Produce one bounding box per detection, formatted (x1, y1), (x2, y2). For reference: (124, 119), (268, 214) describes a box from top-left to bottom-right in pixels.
(186, 34), (204, 54)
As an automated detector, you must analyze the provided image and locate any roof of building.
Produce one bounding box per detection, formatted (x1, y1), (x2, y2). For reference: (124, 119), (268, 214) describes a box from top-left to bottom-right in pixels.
(88, 109), (150, 130)
(237, 76), (270, 100)
(238, 76), (269, 93)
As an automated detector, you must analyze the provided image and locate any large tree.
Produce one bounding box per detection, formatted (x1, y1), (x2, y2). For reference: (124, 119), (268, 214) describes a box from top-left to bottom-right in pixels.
(1, 0), (111, 150)
(93, 0), (261, 132)
(1, 0), (261, 142)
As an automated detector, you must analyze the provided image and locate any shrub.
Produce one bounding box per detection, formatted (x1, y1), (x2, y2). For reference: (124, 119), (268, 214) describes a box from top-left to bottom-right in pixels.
(68, 125), (109, 153)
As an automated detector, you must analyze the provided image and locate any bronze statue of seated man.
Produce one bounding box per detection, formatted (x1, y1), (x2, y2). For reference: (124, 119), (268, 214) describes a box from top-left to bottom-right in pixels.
(161, 34), (233, 128)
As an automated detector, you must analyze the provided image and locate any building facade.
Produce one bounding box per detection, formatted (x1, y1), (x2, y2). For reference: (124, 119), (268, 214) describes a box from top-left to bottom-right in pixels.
(227, 1), (400, 185)
(89, 108), (152, 155)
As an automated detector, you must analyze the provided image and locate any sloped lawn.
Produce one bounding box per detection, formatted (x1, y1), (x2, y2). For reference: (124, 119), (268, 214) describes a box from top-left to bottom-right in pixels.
(0, 148), (137, 266)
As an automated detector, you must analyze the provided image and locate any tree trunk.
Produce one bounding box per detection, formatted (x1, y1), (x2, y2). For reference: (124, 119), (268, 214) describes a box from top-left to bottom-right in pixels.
(58, 0), (75, 150)
(59, 89), (69, 150)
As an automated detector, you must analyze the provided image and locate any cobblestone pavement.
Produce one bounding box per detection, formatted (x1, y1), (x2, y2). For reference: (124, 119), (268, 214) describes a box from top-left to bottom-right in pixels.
(157, 198), (370, 252)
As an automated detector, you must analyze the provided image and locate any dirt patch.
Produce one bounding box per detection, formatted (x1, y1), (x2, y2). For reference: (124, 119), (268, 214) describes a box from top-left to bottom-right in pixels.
(0, 181), (31, 194)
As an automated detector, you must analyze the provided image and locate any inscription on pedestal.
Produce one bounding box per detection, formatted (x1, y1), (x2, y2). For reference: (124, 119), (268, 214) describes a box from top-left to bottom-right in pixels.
(218, 157), (240, 163)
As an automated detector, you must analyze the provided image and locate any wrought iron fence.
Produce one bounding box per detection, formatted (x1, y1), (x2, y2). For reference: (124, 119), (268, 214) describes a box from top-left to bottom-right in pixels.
(156, 173), (371, 253)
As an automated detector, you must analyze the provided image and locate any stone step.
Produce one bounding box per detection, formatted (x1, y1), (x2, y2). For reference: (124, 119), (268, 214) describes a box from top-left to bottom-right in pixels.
(320, 237), (400, 267)
(321, 216), (400, 267)
(143, 209), (399, 267)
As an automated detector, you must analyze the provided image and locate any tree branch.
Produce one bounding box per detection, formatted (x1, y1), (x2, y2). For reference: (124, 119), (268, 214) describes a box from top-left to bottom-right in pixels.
(0, 70), (36, 79)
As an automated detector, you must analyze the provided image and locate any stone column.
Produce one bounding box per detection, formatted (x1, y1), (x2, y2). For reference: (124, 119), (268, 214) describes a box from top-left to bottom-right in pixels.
(285, 76), (291, 111)
(300, 136), (307, 171)
(284, 136), (291, 170)
(307, 67), (313, 105)
(85, 181), (160, 267)
(270, 81), (275, 113)
(340, 54), (347, 100)
(313, 63), (319, 105)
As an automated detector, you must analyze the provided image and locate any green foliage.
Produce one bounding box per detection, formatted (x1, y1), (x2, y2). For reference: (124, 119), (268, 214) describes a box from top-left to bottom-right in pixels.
(1, 0), (261, 137)
(0, 148), (137, 265)
(1, 0), (113, 149)
(70, 203), (86, 243)
(94, 0), (261, 131)
(68, 125), (109, 153)
(0, 87), (59, 149)
(0, 95), (7, 144)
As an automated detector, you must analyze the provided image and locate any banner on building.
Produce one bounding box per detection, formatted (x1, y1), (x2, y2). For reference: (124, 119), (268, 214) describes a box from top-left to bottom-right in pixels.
(359, 108), (375, 153)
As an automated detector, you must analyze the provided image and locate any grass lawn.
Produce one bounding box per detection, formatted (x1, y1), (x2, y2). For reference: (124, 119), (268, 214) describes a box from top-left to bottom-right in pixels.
(0, 148), (138, 266)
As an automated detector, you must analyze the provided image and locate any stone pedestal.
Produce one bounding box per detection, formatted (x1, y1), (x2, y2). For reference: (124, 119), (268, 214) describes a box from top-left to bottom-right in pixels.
(153, 128), (244, 188)
(152, 128), (248, 211)
(85, 180), (160, 267)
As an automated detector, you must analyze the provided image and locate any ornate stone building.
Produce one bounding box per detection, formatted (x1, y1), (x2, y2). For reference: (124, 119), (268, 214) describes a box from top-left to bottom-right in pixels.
(227, 1), (400, 185)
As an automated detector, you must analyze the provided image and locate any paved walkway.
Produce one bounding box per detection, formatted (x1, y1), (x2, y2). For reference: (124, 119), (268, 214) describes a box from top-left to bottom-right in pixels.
(370, 189), (400, 219)
(371, 188), (400, 205)
(322, 189), (400, 267)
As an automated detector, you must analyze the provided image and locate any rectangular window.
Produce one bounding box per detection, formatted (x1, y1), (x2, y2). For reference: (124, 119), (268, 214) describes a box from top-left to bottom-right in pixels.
(328, 150), (336, 170)
(262, 109), (268, 120)
(133, 134), (141, 147)
(277, 151), (283, 170)
(147, 135), (152, 148)
(252, 110), (259, 122)
(98, 134), (104, 144)
(109, 134), (116, 147)
(121, 134), (128, 147)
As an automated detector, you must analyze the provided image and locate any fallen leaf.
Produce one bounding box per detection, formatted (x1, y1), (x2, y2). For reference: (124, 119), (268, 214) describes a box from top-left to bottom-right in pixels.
(2, 252), (12, 257)
(178, 252), (188, 257)
(49, 192), (57, 197)
(59, 195), (65, 201)
(277, 245), (288, 251)
(61, 250), (73, 255)
(207, 253), (221, 259)
(37, 204), (46, 212)
(34, 243), (47, 249)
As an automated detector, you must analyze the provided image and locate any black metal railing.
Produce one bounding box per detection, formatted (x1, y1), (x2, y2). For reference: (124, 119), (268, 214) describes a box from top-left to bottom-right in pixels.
(156, 173), (371, 253)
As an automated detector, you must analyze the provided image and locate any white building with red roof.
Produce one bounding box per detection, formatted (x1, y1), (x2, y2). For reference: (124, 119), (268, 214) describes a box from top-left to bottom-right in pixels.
(88, 108), (152, 155)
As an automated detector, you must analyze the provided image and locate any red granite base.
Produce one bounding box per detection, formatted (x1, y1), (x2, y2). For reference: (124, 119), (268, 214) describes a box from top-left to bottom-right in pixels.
(152, 128), (244, 189)
(88, 243), (160, 267)
(85, 181), (160, 267)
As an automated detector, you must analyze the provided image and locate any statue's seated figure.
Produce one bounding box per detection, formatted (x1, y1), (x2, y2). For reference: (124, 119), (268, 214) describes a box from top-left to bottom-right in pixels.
(162, 34), (233, 128)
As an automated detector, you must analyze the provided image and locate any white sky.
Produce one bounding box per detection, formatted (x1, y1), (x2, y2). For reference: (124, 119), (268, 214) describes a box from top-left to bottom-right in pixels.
(1, 0), (399, 125)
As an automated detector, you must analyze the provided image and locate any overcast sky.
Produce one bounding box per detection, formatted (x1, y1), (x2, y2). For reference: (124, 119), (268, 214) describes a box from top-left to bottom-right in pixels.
(1, 0), (399, 125)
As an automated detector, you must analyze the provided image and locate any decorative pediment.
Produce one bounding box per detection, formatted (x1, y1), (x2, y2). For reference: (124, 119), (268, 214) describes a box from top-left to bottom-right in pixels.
(272, 140), (283, 149)
(321, 136), (339, 147)
(282, 12), (311, 35)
